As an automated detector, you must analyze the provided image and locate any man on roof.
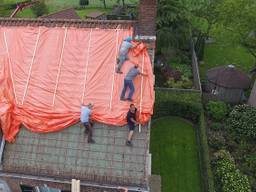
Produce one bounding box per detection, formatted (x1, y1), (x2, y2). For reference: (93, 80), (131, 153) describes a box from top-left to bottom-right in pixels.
(126, 104), (138, 147)
(120, 64), (147, 102)
(80, 103), (95, 144)
(116, 36), (140, 74)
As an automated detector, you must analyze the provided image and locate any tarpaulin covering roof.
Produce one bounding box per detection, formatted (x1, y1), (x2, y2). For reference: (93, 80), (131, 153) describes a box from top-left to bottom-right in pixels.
(0, 26), (154, 142)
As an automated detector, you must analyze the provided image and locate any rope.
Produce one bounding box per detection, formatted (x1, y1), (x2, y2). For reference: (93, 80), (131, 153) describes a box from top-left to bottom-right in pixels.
(139, 52), (145, 133)
(21, 27), (41, 105)
(52, 28), (68, 106)
(3, 31), (18, 104)
(81, 29), (93, 103)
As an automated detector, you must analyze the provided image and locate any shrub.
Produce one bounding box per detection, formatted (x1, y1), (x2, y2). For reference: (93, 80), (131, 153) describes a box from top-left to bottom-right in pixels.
(171, 62), (193, 78)
(31, 0), (48, 17)
(213, 149), (234, 162)
(210, 122), (223, 131)
(226, 104), (256, 139)
(206, 101), (228, 121)
(216, 158), (251, 192)
(208, 131), (226, 150)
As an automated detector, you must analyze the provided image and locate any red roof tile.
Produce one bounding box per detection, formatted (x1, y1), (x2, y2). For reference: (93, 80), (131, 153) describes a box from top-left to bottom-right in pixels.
(40, 8), (81, 20)
(0, 17), (136, 29)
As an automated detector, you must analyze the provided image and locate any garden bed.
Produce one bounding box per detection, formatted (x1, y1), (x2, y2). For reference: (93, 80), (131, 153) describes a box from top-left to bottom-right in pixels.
(205, 101), (256, 191)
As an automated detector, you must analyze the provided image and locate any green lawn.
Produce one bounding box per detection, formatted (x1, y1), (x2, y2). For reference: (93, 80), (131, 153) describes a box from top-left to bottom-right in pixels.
(150, 117), (202, 192)
(200, 42), (255, 79)
(0, 0), (24, 3)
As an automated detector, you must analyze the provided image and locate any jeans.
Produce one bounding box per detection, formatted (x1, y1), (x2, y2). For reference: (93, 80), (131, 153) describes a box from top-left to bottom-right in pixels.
(120, 79), (134, 100)
(117, 54), (128, 71)
(83, 121), (94, 142)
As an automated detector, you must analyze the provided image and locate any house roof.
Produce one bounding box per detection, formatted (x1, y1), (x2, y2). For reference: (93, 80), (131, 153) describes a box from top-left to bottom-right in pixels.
(0, 17), (135, 29)
(40, 8), (81, 20)
(207, 65), (251, 89)
(2, 123), (150, 190)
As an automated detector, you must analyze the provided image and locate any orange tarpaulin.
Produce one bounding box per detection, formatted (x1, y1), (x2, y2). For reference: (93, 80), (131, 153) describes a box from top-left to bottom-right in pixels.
(0, 26), (154, 142)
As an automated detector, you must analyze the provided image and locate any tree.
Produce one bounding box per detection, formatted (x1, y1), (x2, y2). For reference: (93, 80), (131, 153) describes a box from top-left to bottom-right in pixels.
(190, 0), (223, 59)
(100, 0), (106, 8)
(156, 0), (191, 56)
(216, 0), (256, 59)
(31, 0), (48, 17)
(213, 0), (256, 106)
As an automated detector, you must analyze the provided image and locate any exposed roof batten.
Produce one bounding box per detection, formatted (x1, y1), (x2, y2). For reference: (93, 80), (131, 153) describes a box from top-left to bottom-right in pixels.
(0, 17), (136, 29)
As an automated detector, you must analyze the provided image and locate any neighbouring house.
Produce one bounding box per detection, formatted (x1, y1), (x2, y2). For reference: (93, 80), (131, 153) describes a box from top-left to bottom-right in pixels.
(206, 65), (251, 103)
(40, 8), (81, 20)
(0, 0), (157, 192)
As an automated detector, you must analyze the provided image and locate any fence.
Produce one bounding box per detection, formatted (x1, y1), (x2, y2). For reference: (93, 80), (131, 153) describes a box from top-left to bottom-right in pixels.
(191, 40), (202, 92)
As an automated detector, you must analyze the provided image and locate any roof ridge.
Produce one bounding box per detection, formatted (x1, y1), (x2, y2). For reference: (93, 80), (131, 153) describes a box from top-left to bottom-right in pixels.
(0, 17), (136, 29)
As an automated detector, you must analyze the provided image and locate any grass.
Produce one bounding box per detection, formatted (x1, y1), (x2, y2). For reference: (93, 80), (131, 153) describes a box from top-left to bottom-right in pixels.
(0, 0), (24, 3)
(200, 26), (256, 80)
(200, 42), (255, 79)
(0, 0), (135, 18)
(150, 116), (202, 192)
(15, 8), (35, 18)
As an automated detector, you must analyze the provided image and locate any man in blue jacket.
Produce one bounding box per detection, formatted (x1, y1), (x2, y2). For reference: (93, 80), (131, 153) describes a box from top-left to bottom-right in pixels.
(80, 103), (95, 143)
(116, 36), (137, 74)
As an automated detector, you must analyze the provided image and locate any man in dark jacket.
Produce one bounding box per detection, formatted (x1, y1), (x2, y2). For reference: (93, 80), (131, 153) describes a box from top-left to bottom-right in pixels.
(126, 104), (138, 146)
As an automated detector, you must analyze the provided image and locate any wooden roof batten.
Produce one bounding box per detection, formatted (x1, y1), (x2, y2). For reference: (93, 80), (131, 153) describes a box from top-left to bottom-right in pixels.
(0, 17), (136, 29)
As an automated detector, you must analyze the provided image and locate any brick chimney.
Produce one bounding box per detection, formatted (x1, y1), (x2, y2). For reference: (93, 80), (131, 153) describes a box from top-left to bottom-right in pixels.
(135, 0), (157, 66)
(137, 0), (157, 36)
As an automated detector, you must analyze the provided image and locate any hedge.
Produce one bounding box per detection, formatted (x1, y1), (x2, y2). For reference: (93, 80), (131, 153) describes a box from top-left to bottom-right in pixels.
(198, 112), (215, 192)
(154, 88), (202, 123)
(153, 88), (215, 192)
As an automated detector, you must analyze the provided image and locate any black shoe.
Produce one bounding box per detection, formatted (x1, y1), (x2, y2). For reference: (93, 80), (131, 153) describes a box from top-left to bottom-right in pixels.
(120, 97), (126, 101)
(88, 139), (95, 144)
(127, 98), (133, 102)
(116, 70), (123, 74)
(126, 140), (133, 147)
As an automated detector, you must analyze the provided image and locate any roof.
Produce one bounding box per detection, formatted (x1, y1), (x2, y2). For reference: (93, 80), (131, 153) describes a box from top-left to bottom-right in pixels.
(2, 123), (150, 189)
(206, 65), (251, 89)
(0, 17), (135, 29)
(40, 8), (81, 20)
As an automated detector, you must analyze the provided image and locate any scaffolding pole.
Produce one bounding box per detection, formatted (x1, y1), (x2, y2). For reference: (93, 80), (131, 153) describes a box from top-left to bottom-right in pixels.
(139, 53), (145, 133)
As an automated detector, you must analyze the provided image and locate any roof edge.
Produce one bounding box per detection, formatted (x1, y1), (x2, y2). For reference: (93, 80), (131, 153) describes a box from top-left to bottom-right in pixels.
(0, 17), (136, 29)
(0, 172), (148, 192)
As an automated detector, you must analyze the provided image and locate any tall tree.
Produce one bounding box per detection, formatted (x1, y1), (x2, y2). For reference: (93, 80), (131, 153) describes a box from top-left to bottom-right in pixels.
(31, 0), (48, 17)
(100, 0), (106, 8)
(213, 0), (256, 106)
(157, 0), (191, 55)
